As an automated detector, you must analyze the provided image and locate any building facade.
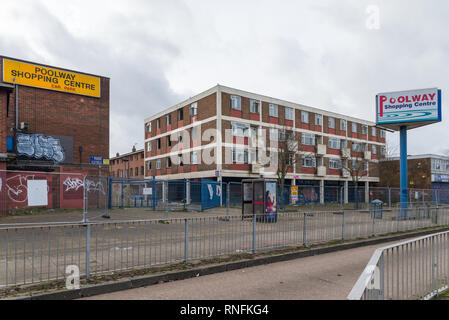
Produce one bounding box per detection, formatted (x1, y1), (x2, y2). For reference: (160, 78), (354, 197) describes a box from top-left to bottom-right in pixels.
(143, 85), (387, 200)
(109, 146), (145, 179)
(379, 154), (449, 191)
(0, 56), (109, 214)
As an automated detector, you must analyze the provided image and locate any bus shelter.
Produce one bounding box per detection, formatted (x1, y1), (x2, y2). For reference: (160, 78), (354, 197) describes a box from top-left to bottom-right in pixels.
(242, 179), (277, 222)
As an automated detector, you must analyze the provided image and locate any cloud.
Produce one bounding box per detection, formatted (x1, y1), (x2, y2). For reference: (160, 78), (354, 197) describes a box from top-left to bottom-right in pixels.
(1, 0), (448, 158)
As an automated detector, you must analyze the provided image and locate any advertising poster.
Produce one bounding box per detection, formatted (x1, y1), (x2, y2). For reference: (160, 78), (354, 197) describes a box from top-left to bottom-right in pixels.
(265, 182), (277, 217)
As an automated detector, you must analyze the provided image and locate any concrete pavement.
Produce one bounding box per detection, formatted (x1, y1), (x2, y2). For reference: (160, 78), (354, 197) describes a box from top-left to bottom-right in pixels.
(82, 240), (401, 300)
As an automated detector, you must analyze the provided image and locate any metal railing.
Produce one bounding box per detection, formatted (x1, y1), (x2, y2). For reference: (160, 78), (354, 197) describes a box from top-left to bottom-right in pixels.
(348, 230), (449, 300)
(1, 207), (449, 290)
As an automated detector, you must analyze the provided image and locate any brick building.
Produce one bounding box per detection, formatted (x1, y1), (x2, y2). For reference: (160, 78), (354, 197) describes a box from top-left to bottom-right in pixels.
(109, 146), (145, 179)
(379, 154), (449, 191)
(0, 56), (109, 214)
(143, 85), (387, 200)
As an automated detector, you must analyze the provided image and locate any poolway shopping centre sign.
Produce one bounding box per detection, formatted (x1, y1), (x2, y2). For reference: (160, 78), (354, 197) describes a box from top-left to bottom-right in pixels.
(376, 88), (441, 130)
(2, 58), (100, 98)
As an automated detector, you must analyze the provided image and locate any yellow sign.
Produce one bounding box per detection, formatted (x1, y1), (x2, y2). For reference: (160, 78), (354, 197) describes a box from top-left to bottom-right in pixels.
(2, 59), (100, 98)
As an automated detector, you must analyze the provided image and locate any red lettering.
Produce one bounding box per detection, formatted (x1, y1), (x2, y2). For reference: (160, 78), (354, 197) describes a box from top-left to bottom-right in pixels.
(422, 94), (429, 101)
(398, 96), (405, 103)
(412, 95), (421, 102)
(429, 93), (436, 101)
(379, 96), (387, 117)
(406, 96), (411, 103)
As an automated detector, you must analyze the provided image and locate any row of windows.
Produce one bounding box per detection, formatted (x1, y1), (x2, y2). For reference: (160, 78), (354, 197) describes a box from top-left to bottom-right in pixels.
(110, 154), (144, 165)
(112, 166), (144, 177)
(146, 103), (199, 133)
(431, 159), (449, 172)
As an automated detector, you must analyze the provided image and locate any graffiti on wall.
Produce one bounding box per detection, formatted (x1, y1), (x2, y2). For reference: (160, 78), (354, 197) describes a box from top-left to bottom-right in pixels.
(6, 174), (49, 203)
(63, 177), (105, 195)
(17, 133), (65, 162)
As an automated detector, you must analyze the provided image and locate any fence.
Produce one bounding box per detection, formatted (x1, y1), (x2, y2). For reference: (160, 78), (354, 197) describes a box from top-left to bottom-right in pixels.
(1, 206), (449, 290)
(348, 229), (449, 300)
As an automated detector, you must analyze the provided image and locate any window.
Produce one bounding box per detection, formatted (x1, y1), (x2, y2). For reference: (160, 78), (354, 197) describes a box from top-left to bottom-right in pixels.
(341, 140), (348, 149)
(301, 111), (309, 123)
(231, 95), (241, 110)
(156, 159), (161, 169)
(372, 145), (377, 155)
(167, 136), (172, 147)
(156, 118), (160, 129)
(250, 100), (260, 113)
(129, 168), (133, 177)
(269, 104), (278, 117)
(372, 127), (377, 136)
(146, 122), (151, 133)
(340, 119), (347, 131)
(278, 129), (289, 141)
(380, 130), (386, 139)
(315, 114), (322, 126)
(178, 108), (184, 121)
(191, 126), (200, 142)
(352, 160), (358, 170)
(166, 158), (172, 168)
(328, 138), (341, 149)
(302, 156), (316, 168)
(362, 125), (368, 135)
(352, 122), (357, 132)
(147, 161), (152, 170)
(285, 107), (294, 121)
(191, 152), (198, 164)
(166, 114), (171, 126)
(363, 162), (368, 172)
(232, 148), (249, 163)
(269, 128), (278, 141)
(380, 146), (386, 156)
(301, 133), (315, 146)
(352, 143), (363, 152)
(329, 159), (342, 169)
(135, 167), (139, 176)
(232, 122), (250, 137)
(141, 166), (144, 176)
(157, 138), (161, 149)
(328, 117), (335, 129)
(190, 102), (198, 117)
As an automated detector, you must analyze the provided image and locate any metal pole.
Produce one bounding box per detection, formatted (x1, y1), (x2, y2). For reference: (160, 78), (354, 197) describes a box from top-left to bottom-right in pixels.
(83, 175), (88, 223)
(226, 182), (230, 218)
(400, 126), (408, 218)
(184, 218), (189, 264)
(252, 213), (256, 254)
(303, 213), (307, 247)
(342, 211), (345, 241)
(85, 223), (91, 280)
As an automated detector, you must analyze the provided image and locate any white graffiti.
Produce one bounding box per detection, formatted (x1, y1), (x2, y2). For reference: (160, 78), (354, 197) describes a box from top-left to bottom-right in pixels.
(17, 133), (65, 163)
(85, 179), (105, 195)
(6, 175), (49, 203)
(63, 176), (105, 195)
(63, 177), (84, 192)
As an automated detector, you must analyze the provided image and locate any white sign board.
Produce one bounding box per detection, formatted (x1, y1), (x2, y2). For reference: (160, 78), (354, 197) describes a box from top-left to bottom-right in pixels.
(143, 188), (152, 195)
(376, 88), (441, 130)
(27, 180), (48, 206)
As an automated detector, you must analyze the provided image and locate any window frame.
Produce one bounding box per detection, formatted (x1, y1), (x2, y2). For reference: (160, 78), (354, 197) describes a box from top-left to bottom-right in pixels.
(269, 104), (278, 117)
(231, 95), (242, 111)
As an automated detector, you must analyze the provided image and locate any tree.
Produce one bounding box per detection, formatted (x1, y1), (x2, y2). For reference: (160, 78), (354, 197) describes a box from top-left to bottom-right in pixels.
(275, 127), (298, 209)
(341, 143), (369, 209)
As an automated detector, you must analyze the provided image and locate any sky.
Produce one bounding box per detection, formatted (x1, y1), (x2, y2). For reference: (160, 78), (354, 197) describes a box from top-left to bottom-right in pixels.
(0, 0), (448, 158)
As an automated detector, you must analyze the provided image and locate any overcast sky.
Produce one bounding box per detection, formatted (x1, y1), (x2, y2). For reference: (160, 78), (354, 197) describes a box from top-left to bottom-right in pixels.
(1, 0), (448, 158)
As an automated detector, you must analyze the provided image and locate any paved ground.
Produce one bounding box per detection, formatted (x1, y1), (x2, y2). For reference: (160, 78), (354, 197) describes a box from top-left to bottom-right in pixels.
(82, 240), (401, 300)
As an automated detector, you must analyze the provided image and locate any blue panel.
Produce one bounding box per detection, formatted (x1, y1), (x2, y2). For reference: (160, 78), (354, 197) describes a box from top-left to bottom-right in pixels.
(6, 137), (14, 152)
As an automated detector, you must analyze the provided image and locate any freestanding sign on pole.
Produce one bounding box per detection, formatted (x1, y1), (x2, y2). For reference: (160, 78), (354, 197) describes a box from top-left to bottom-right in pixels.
(376, 88), (442, 217)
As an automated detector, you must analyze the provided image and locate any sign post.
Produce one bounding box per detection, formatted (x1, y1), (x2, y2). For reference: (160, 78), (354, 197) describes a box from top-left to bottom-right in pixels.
(376, 88), (442, 217)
